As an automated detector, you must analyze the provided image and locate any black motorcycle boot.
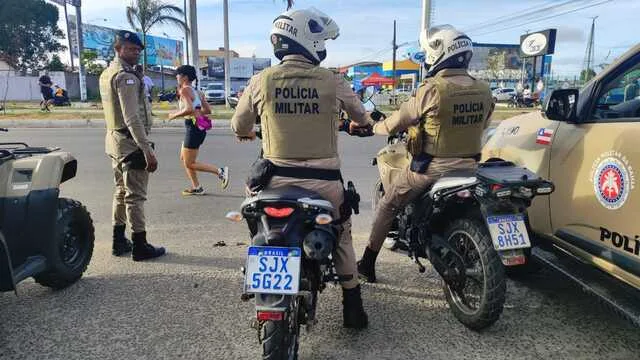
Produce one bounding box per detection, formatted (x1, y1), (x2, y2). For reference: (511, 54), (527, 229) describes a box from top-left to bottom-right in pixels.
(342, 285), (368, 329)
(112, 224), (133, 256)
(357, 247), (378, 283)
(132, 231), (166, 261)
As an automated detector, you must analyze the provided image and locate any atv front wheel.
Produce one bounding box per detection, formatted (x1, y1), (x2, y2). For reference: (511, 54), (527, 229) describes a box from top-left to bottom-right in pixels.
(35, 198), (94, 289)
(442, 218), (506, 330)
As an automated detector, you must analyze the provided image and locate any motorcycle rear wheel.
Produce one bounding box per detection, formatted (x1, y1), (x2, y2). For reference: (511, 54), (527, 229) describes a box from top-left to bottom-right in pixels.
(442, 218), (506, 330)
(261, 298), (301, 360)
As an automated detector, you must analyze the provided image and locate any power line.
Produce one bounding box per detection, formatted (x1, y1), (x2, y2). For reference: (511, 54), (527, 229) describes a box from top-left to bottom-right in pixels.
(463, 0), (584, 33)
(469, 0), (613, 37)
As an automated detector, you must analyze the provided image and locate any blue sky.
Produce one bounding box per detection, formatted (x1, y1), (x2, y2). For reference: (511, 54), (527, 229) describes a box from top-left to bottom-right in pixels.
(55, 0), (639, 78)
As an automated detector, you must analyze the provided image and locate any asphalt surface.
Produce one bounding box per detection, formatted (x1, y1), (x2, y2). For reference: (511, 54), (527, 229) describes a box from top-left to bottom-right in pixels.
(0, 128), (637, 360)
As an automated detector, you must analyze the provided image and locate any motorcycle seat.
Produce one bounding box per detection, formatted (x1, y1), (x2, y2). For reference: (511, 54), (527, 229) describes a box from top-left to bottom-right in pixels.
(249, 186), (325, 202)
(428, 171), (477, 197)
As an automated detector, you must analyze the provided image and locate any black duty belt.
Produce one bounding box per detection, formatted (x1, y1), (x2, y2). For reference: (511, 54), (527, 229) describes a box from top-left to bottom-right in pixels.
(274, 166), (342, 181)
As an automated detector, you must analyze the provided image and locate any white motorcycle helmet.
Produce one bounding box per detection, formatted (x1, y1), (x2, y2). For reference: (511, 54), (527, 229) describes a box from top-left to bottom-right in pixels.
(270, 7), (340, 64)
(419, 24), (473, 76)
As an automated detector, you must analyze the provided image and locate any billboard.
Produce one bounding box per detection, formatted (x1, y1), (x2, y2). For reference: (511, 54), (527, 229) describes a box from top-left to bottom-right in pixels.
(468, 43), (524, 80)
(520, 29), (557, 58)
(68, 16), (184, 67)
(207, 57), (272, 78)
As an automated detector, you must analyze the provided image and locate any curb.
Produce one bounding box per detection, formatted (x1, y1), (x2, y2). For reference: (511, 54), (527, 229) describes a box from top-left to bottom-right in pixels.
(0, 119), (232, 129)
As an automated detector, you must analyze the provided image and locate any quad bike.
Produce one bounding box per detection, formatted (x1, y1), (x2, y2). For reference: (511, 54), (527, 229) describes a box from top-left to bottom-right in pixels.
(0, 128), (94, 293)
(364, 96), (555, 330)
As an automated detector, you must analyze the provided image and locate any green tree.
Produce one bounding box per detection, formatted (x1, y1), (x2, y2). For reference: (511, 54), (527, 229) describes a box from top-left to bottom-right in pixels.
(487, 50), (506, 81)
(81, 50), (106, 76)
(47, 54), (66, 71)
(0, 0), (66, 70)
(580, 68), (597, 83)
(126, 0), (188, 69)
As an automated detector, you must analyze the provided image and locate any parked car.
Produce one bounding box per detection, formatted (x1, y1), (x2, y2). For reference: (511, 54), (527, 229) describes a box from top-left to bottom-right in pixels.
(482, 43), (640, 326)
(492, 87), (517, 102)
(204, 83), (225, 104)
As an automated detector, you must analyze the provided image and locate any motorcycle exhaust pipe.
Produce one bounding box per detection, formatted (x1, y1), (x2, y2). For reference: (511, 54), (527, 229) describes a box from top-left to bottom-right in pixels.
(303, 228), (335, 260)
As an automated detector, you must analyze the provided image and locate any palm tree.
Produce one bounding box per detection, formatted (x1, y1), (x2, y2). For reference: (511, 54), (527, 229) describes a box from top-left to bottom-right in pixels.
(126, 0), (188, 69)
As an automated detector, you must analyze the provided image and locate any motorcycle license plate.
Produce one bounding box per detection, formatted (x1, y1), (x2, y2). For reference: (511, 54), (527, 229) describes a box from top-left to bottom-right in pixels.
(244, 246), (301, 295)
(486, 215), (531, 251)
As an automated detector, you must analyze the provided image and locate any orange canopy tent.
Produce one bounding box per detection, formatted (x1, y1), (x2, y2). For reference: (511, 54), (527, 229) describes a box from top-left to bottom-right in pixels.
(361, 72), (395, 86)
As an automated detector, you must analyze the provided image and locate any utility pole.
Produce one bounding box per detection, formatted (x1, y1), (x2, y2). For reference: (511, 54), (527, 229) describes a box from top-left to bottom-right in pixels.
(582, 16), (598, 83)
(62, 3), (74, 70)
(187, 0), (200, 72)
(183, 0), (190, 65)
(420, 0), (432, 81)
(223, 0), (231, 108)
(74, 4), (86, 101)
(521, 29), (529, 88)
(392, 20), (397, 104)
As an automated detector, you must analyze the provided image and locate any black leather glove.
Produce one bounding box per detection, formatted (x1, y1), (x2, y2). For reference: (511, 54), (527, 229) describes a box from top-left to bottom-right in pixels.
(349, 123), (374, 137)
(338, 119), (351, 133)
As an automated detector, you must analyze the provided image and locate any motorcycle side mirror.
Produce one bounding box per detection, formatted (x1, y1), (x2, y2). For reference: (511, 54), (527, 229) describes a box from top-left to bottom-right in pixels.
(359, 86), (376, 103)
(363, 99), (376, 112)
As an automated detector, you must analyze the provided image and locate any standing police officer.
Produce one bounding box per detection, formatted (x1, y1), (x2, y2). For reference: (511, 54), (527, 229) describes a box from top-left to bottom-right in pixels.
(356, 25), (495, 282)
(232, 8), (370, 329)
(100, 31), (166, 261)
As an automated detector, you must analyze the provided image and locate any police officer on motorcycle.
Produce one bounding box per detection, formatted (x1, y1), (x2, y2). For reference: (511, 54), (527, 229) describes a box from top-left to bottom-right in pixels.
(100, 31), (166, 261)
(356, 25), (495, 282)
(231, 8), (370, 329)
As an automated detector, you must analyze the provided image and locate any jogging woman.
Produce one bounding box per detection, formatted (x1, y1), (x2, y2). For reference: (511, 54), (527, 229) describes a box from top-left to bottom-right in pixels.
(168, 65), (229, 195)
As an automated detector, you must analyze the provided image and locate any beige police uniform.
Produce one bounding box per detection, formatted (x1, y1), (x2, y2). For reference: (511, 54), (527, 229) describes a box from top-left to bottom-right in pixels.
(100, 57), (154, 234)
(367, 68), (494, 252)
(232, 54), (370, 289)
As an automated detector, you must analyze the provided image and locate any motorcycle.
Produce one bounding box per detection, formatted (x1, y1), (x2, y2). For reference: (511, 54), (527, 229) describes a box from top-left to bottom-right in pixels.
(367, 92), (555, 330)
(158, 91), (177, 102)
(507, 93), (539, 108)
(226, 122), (361, 359)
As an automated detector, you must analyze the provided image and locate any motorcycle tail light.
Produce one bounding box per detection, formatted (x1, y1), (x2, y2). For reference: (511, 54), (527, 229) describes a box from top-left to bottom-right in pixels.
(264, 207), (295, 218)
(257, 311), (284, 321)
(491, 184), (511, 198)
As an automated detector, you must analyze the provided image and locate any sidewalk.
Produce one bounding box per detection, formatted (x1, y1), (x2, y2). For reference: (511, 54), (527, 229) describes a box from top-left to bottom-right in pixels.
(0, 118), (232, 129)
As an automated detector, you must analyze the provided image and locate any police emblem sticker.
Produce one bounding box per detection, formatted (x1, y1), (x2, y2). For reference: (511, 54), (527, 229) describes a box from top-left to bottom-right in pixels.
(590, 151), (636, 210)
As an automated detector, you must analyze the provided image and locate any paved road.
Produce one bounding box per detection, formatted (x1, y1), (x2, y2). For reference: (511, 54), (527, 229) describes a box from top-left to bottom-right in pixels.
(0, 128), (636, 360)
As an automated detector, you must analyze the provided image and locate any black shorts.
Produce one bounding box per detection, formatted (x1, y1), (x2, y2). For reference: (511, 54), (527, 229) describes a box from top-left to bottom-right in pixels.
(183, 119), (206, 149)
(41, 86), (53, 101)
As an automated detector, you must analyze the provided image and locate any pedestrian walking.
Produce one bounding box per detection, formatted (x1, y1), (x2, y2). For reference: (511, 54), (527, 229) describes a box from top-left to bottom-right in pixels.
(168, 65), (229, 195)
(38, 74), (54, 112)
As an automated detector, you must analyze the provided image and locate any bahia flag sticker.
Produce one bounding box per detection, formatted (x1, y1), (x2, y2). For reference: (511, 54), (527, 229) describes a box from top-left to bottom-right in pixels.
(536, 128), (554, 145)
